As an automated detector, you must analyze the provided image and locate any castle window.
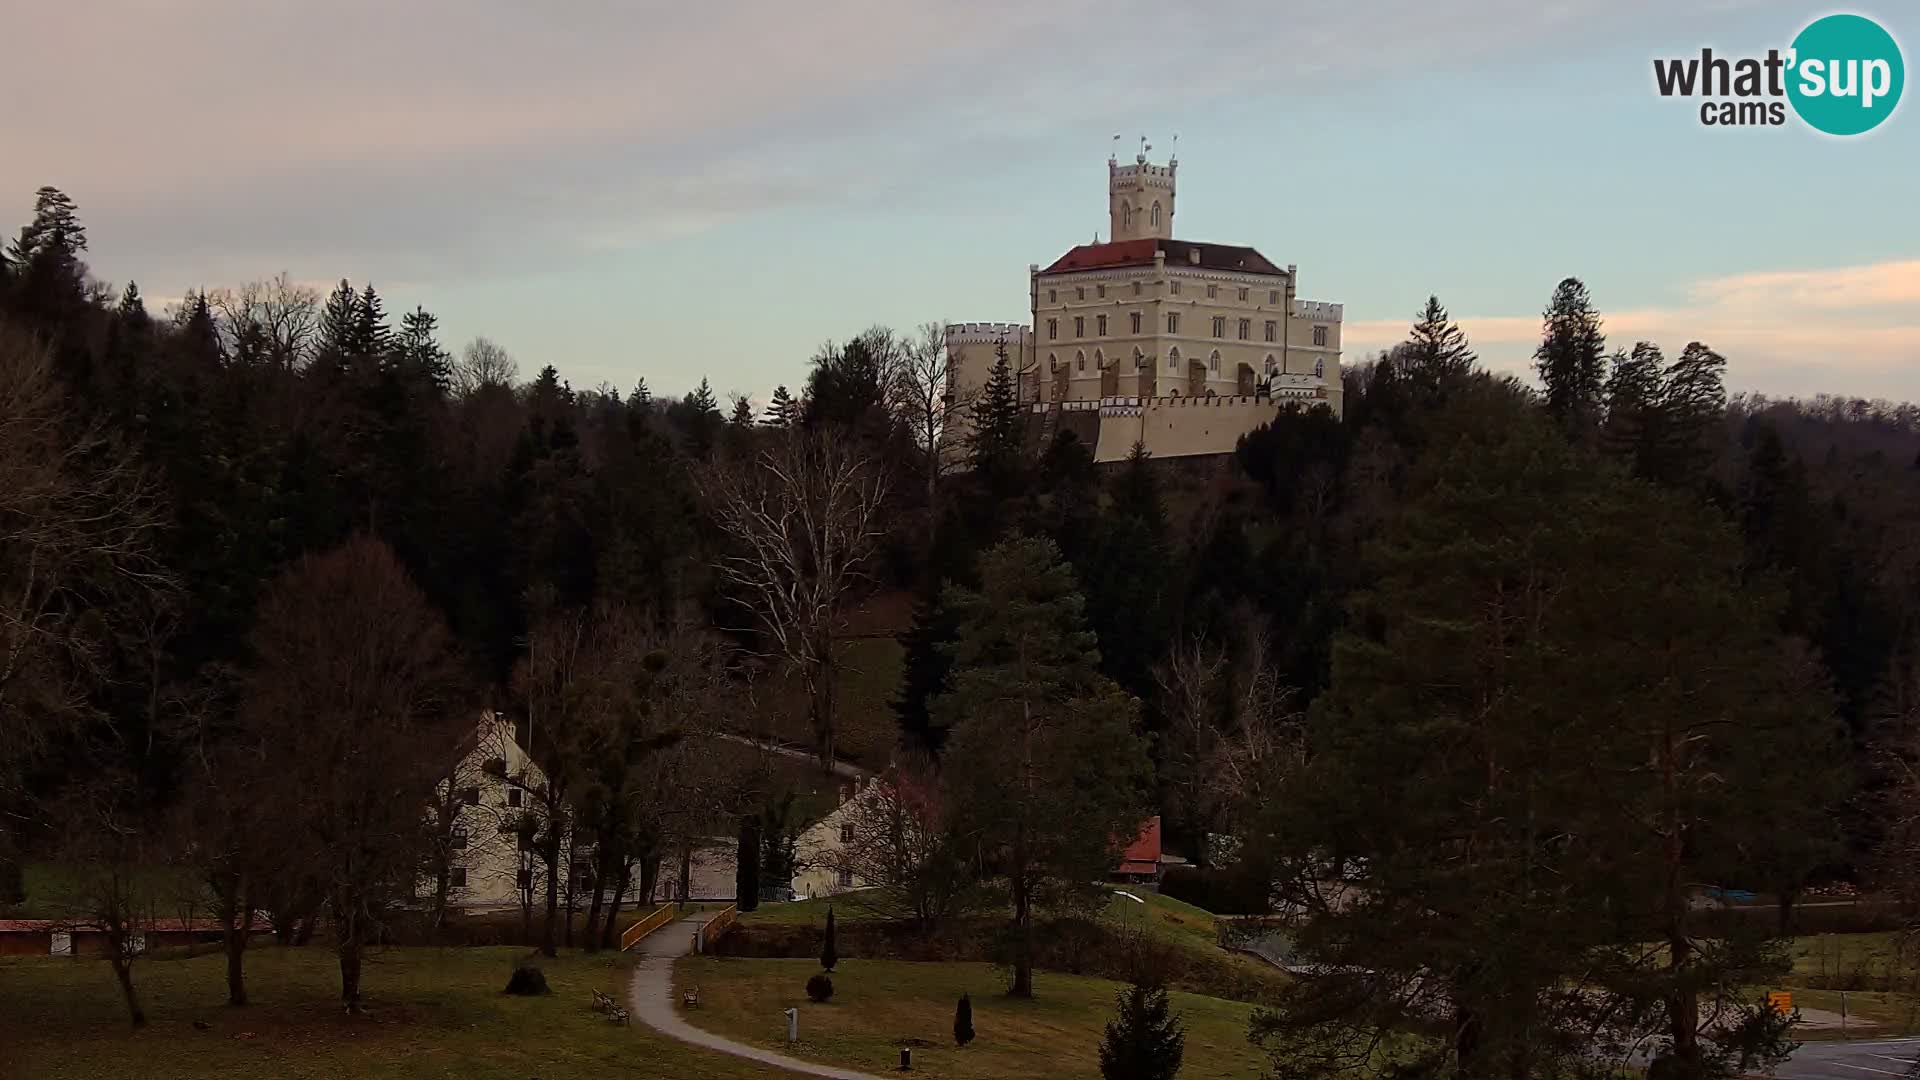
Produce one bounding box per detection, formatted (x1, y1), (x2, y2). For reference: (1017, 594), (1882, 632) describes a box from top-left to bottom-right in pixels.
(1238, 287), (1249, 301)
(1122, 203), (1132, 227)
(1207, 284), (1218, 299)
(1076, 286), (1085, 301)
(1151, 203), (1161, 227)
(1048, 289), (1056, 303)
(1264, 320), (1277, 343)
(1238, 318), (1251, 340)
(1097, 314), (1108, 336)
(1130, 311), (1142, 334)
(450, 867), (467, 888)
(1047, 319), (1058, 340)
(1097, 284), (1106, 299)
(1315, 358), (1325, 377)
(1170, 281), (1181, 296)
(1134, 350), (1145, 370)
(451, 825), (469, 850)
(1269, 289), (1280, 304)
(1074, 316), (1085, 338)
(1166, 313), (1179, 334)
(1168, 348), (1180, 371)
(1132, 281), (1141, 296)
(1211, 316), (1226, 338)
(1210, 352), (1221, 372)
(1077, 352), (1086, 372)
(1313, 325), (1329, 347)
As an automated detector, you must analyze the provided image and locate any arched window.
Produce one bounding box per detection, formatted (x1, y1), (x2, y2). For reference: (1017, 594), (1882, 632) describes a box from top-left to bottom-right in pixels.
(1048, 352), (1058, 371)
(1122, 203), (1133, 227)
(1134, 348), (1145, 370)
(1167, 346), (1180, 372)
(1151, 203), (1162, 228)
(1093, 349), (1104, 369)
(1210, 350), (1221, 372)
(1314, 358), (1325, 378)
(1076, 350), (1085, 372)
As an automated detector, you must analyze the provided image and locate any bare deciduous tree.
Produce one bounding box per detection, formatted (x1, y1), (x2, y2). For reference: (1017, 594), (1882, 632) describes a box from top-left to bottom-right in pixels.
(208, 272), (320, 368)
(896, 321), (972, 519)
(242, 536), (473, 1012)
(817, 758), (977, 935)
(701, 429), (888, 769)
(455, 336), (519, 397)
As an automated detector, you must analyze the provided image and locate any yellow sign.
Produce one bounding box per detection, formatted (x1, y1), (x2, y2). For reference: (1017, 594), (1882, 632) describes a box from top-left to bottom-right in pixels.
(1766, 991), (1792, 1014)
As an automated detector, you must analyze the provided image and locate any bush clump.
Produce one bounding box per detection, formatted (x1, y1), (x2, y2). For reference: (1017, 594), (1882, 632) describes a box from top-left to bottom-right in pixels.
(806, 972), (834, 1002)
(504, 964), (549, 996)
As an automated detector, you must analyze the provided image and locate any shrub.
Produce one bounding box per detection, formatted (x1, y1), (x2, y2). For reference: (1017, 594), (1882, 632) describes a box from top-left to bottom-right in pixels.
(504, 964), (549, 996)
(821, 905), (838, 971)
(806, 973), (834, 1002)
(954, 992), (975, 1046)
(1099, 982), (1185, 1080)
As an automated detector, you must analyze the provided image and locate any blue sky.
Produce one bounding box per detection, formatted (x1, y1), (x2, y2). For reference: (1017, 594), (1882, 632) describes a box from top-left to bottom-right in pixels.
(5, 0), (1914, 402)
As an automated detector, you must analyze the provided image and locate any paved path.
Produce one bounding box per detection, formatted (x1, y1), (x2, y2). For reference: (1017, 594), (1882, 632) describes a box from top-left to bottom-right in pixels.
(716, 731), (873, 781)
(1774, 1036), (1920, 1079)
(626, 912), (887, 1080)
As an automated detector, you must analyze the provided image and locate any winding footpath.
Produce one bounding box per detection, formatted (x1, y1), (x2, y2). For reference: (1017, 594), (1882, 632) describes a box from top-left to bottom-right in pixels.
(626, 912), (887, 1080)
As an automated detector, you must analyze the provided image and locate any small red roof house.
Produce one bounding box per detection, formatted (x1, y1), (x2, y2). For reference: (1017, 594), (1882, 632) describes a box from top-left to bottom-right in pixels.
(1112, 816), (1184, 884)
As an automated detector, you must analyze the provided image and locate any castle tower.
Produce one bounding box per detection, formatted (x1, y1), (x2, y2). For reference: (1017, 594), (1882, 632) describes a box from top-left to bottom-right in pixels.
(1109, 141), (1176, 242)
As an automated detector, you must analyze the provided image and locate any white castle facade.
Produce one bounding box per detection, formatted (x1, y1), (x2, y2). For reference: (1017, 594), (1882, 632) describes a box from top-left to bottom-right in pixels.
(945, 149), (1343, 462)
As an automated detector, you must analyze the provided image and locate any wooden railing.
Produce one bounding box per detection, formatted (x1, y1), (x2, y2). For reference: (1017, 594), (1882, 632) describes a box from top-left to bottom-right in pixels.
(696, 904), (738, 954)
(619, 904), (676, 952)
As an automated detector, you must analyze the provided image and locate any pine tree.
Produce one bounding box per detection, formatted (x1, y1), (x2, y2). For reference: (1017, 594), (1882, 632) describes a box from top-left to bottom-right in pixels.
(6, 186), (87, 264)
(820, 905), (838, 972)
(1651, 341), (1727, 489)
(954, 993), (976, 1046)
(1601, 342), (1666, 470)
(894, 591), (961, 754)
(1400, 295), (1476, 392)
(935, 537), (1151, 997)
(1534, 277), (1607, 439)
(728, 393), (755, 427)
(967, 339), (1023, 489)
(763, 384), (799, 427)
(398, 306), (453, 391)
(317, 279), (359, 365)
(116, 282), (150, 331)
(627, 378), (652, 410)
(351, 283), (392, 361)
(1099, 983), (1185, 1080)
(176, 290), (224, 368)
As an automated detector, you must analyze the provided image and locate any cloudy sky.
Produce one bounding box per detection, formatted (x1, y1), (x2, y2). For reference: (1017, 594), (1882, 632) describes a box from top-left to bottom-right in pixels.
(6, 0), (1915, 402)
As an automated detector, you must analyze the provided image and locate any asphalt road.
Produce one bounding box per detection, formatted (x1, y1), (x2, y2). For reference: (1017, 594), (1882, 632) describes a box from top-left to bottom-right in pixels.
(1777, 1037), (1920, 1079)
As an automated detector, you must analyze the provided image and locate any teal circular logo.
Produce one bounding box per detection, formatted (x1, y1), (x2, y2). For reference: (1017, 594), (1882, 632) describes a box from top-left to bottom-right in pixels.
(1787, 14), (1904, 135)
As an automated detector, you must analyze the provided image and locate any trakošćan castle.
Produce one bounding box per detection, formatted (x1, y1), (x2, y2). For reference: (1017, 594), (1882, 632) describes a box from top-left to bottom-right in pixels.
(945, 144), (1343, 463)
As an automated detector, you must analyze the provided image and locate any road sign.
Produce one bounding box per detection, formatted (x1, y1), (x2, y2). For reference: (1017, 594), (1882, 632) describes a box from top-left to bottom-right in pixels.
(1767, 990), (1792, 1014)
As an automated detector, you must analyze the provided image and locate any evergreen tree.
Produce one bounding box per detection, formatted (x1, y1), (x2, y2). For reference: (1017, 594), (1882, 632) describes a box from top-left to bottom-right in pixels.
(116, 282), (149, 329)
(821, 905), (838, 972)
(935, 537), (1151, 997)
(1099, 983), (1185, 1080)
(351, 283), (392, 362)
(397, 306), (453, 390)
(6, 185), (87, 264)
(728, 393), (755, 427)
(176, 290), (223, 369)
(1080, 443), (1170, 701)
(316, 279), (359, 366)
(893, 590), (962, 754)
(1650, 340), (1727, 490)
(1400, 295), (1475, 394)
(954, 993), (975, 1046)
(966, 339), (1023, 491)
(763, 384), (799, 427)
(1534, 277), (1607, 439)
(1602, 342), (1666, 470)
(627, 377), (652, 410)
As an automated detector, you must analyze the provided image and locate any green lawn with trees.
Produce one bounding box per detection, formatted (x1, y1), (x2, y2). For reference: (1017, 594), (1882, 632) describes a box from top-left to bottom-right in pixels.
(0, 947), (775, 1080)
(674, 957), (1266, 1079)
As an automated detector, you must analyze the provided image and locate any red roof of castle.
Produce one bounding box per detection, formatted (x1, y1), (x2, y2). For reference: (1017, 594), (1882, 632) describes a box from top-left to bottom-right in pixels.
(1042, 239), (1286, 277)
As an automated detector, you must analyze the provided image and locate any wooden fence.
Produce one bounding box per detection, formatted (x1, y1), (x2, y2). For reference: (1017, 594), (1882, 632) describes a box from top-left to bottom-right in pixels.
(619, 904), (676, 952)
(697, 905), (738, 954)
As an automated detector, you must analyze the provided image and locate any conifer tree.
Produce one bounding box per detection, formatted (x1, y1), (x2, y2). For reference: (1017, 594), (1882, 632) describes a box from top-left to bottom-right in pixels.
(627, 378), (652, 410)
(351, 283), (392, 361)
(954, 993), (976, 1046)
(398, 306), (453, 390)
(1534, 277), (1607, 439)
(728, 393), (755, 427)
(966, 339), (1023, 489)
(6, 186), (87, 265)
(317, 279), (359, 365)
(1099, 983), (1185, 1080)
(1602, 342), (1666, 470)
(1400, 295), (1475, 392)
(763, 384), (799, 427)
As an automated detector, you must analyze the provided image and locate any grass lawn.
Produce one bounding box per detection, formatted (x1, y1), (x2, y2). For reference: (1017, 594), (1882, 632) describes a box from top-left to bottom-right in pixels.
(0, 945), (788, 1079)
(675, 957), (1269, 1079)
(756, 636), (905, 771)
(3, 862), (212, 920)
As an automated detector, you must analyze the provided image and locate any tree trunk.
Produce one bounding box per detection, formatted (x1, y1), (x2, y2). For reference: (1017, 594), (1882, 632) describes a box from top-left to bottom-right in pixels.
(225, 922), (249, 1007)
(1663, 722), (1699, 1073)
(1777, 883), (1799, 937)
(601, 859), (634, 951)
(542, 832), (559, 958)
(678, 839), (693, 906)
(108, 943), (145, 1028)
(338, 939), (363, 1013)
(1009, 868), (1033, 998)
(584, 857), (606, 955)
(431, 858), (451, 939)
